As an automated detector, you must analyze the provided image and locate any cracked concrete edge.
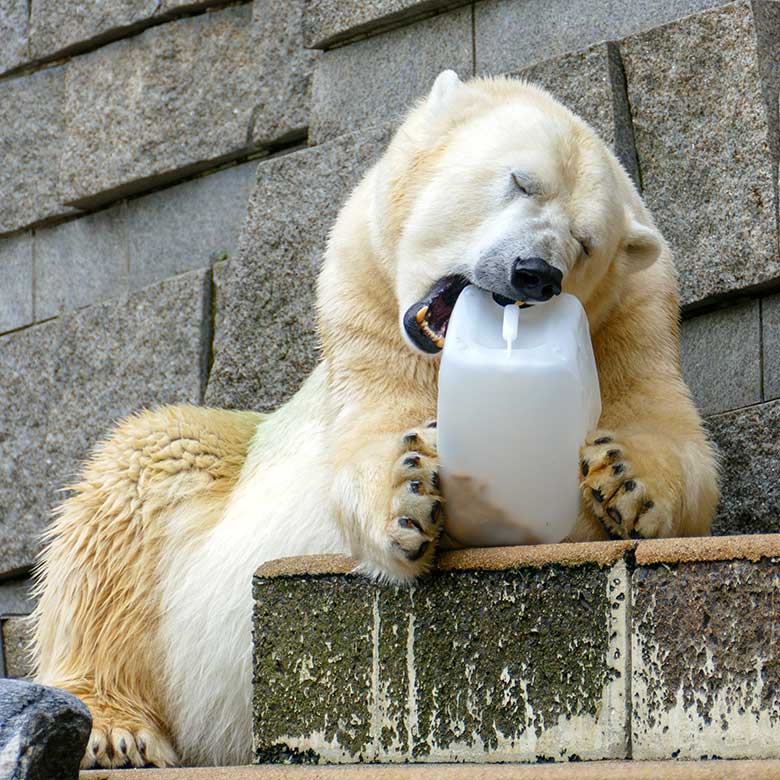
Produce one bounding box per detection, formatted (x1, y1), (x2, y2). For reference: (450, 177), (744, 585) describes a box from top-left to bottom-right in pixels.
(634, 533), (780, 565)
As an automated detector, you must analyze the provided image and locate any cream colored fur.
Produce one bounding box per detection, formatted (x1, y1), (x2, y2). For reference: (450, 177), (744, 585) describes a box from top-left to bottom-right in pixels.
(30, 73), (719, 768)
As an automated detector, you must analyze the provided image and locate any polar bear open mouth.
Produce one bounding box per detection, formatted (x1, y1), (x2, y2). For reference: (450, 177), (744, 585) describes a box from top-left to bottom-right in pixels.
(403, 275), (532, 354)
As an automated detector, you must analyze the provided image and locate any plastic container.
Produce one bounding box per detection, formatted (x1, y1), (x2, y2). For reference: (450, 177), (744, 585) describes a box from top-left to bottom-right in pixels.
(437, 285), (601, 547)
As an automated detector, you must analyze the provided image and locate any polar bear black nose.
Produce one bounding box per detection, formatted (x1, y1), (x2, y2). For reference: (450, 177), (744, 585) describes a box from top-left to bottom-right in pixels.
(511, 257), (563, 301)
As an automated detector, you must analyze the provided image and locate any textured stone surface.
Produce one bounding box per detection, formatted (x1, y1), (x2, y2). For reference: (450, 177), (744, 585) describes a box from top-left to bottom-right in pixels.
(0, 578), (33, 618)
(764, 294), (780, 402)
(475, 0), (728, 75)
(0, 0), (28, 75)
(517, 43), (639, 184)
(254, 560), (629, 762)
(0, 234), (33, 334)
(34, 207), (129, 320)
(0, 678), (91, 778)
(680, 301), (761, 416)
(0, 271), (206, 575)
(250, 0), (319, 147)
(1, 617), (31, 679)
(127, 162), (256, 291)
(309, 7), (472, 144)
(0, 66), (77, 235)
(707, 400), (780, 536)
(206, 127), (391, 412)
(59, 4), (307, 208)
(621, 3), (779, 307)
(303, 0), (469, 48)
(632, 558), (780, 759)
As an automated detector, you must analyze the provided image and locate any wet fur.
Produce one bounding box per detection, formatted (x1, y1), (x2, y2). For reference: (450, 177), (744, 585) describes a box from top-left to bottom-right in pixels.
(30, 76), (718, 767)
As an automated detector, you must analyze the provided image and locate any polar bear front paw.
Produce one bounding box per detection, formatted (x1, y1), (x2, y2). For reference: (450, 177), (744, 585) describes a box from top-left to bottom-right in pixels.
(579, 429), (678, 540)
(386, 421), (443, 576)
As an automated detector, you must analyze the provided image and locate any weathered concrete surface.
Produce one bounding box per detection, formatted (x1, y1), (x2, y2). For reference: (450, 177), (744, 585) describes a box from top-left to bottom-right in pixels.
(309, 8), (472, 144)
(764, 293), (780, 401)
(516, 43), (639, 184)
(0, 271), (206, 575)
(0, 0), (28, 75)
(680, 301), (761, 416)
(0, 233), (33, 334)
(127, 162), (257, 291)
(0, 678), (91, 779)
(0, 66), (77, 235)
(206, 127), (391, 412)
(474, 0), (727, 75)
(632, 558), (780, 759)
(620, 2), (779, 307)
(253, 558), (630, 762)
(1, 616), (32, 679)
(34, 206), (129, 320)
(707, 400), (780, 536)
(0, 577), (33, 618)
(303, 0), (470, 48)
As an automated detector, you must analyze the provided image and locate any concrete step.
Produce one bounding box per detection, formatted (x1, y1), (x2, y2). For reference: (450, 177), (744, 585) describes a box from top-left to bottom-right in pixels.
(81, 758), (780, 779)
(253, 535), (780, 764)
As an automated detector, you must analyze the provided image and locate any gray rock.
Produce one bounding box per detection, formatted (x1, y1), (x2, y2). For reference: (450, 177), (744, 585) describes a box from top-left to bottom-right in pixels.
(680, 300), (761, 417)
(475, 0), (729, 75)
(632, 558), (780, 759)
(303, 0), (469, 48)
(205, 127), (391, 412)
(0, 66), (78, 235)
(620, 2), (779, 307)
(34, 206), (129, 320)
(516, 43), (639, 184)
(250, 0), (319, 147)
(763, 293), (780, 401)
(28, 0), (158, 60)
(1, 617), (32, 679)
(0, 578), (33, 618)
(0, 270), (207, 575)
(707, 399), (780, 536)
(0, 678), (91, 779)
(127, 162), (257, 291)
(254, 551), (630, 762)
(309, 7), (472, 144)
(0, 234), (33, 334)
(0, 0), (28, 75)
(60, 6), (255, 208)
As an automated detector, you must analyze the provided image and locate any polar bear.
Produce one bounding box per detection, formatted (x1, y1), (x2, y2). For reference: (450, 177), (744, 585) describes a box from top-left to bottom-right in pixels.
(30, 72), (719, 768)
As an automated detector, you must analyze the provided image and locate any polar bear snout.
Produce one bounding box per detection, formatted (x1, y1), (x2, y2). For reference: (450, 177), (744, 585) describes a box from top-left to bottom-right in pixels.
(511, 257), (562, 302)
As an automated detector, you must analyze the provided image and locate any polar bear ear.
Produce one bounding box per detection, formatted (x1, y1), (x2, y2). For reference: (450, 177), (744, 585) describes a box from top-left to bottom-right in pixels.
(621, 215), (663, 273)
(427, 70), (462, 114)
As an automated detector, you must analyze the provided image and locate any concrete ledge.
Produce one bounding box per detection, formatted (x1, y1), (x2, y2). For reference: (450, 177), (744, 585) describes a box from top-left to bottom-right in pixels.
(80, 758), (780, 779)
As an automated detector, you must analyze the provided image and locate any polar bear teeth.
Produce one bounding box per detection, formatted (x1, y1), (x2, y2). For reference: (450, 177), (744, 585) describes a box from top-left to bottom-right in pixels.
(403, 274), (470, 354)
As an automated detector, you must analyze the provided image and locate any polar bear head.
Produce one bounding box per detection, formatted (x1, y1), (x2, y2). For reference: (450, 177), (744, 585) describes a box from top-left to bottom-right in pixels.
(368, 71), (666, 355)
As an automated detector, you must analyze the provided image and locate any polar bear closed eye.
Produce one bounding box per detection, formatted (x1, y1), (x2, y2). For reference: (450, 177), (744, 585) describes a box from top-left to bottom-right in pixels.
(31, 71), (719, 768)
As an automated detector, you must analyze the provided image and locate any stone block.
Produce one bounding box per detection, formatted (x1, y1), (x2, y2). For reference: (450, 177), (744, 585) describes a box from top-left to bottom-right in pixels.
(59, 4), (307, 208)
(206, 127), (391, 412)
(303, 0), (469, 48)
(127, 162), (256, 291)
(0, 0), (28, 75)
(28, 0), (158, 60)
(764, 293), (780, 401)
(309, 7), (472, 144)
(1, 617), (31, 678)
(0, 271), (206, 575)
(34, 206), (129, 320)
(632, 554), (780, 759)
(0, 66), (77, 235)
(680, 301), (761, 416)
(0, 578), (33, 618)
(0, 234), (33, 334)
(474, 0), (728, 75)
(516, 43), (639, 184)
(620, 3), (779, 307)
(253, 544), (631, 763)
(707, 400), (780, 536)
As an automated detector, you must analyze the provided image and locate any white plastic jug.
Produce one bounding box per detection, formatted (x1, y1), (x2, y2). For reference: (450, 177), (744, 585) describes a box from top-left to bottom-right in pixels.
(437, 285), (602, 547)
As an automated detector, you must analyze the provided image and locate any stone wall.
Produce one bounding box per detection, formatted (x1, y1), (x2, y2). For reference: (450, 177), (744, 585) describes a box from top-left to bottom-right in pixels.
(2, 0), (779, 674)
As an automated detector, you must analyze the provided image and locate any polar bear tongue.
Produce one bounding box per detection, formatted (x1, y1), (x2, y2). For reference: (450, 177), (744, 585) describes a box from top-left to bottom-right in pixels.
(402, 275), (470, 354)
